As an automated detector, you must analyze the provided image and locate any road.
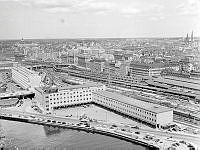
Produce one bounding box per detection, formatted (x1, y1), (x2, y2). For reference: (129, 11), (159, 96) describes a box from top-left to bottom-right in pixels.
(0, 109), (200, 146)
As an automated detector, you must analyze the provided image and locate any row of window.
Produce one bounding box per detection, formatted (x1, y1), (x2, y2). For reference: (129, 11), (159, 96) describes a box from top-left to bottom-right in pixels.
(49, 91), (91, 97)
(95, 98), (156, 123)
(50, 97), (92, 105)
(95, 95), (156, 117)
(49, 94), (92, 100)
(47, 88), (104, 98)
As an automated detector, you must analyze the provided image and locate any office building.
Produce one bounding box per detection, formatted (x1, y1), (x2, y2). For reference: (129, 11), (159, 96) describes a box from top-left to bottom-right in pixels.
(12, 65), (42, 90)
(35, 82), (106, 112)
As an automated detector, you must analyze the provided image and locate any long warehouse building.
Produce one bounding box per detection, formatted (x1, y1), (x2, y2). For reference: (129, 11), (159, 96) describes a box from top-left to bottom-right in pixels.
(93, 91), (173, 128)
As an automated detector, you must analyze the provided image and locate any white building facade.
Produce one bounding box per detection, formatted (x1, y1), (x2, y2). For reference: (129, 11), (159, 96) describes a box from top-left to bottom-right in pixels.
(35, 83), (106, 112)
(93, 91), (173, 127)
(12, 65), (41, 90)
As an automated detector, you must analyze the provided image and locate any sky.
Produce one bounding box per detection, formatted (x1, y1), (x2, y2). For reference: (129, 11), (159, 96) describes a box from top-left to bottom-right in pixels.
(0, 0), (200, 39)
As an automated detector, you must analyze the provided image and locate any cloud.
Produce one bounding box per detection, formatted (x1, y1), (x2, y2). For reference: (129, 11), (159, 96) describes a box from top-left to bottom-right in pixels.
(60, 18), (65, 23)
(177, 0), (200, 16)
(0, 0), (163, 18)
(121, 8), (140, 15)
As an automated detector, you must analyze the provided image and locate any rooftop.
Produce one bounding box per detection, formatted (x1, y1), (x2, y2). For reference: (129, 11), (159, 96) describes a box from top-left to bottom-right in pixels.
(0, 90), (34, 98)
(94, 90), (172, 114)
(153, 77), (200, 91)
(13, 65), (39, 75)
(89, 58), (106, 63)
(130, 62), (165, 69)
(0, 98), (19, 106)
(59, 82), (104, 91)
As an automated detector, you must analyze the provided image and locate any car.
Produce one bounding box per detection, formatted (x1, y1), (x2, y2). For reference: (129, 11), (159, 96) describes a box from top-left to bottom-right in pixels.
(1, 113), (7, 116)
(121, 128), (126, 131)
(155, 139), (160, 142)
(135, 131), (140, 134)
(131, 126), (139, 129)
(52, 120), (56, 123)
(30, 115), (36, 118)
(38, 118), (45, 122)
(111, 124), (117, 127)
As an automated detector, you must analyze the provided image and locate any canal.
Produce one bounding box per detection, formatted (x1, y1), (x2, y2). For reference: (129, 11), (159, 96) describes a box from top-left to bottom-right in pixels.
(0, 119), (148, 150)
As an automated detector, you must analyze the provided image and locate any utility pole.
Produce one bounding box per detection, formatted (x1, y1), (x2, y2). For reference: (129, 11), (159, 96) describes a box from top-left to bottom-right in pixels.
(77, 107), (79, 119)
(106, 112), (107, 122)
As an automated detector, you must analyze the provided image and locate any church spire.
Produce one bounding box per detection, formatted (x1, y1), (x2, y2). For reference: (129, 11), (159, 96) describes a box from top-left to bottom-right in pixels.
(191, 31), (194, 42)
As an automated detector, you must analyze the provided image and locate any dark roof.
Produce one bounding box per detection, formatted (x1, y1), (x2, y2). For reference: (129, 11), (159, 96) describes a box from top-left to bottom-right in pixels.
(60, 54), (68, 58)
(130, 62), (165, 69)
(89, 58), (106, 63)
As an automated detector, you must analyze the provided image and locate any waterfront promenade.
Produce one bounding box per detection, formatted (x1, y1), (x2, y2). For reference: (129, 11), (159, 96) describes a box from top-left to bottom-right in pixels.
(0, 109), (199, 150)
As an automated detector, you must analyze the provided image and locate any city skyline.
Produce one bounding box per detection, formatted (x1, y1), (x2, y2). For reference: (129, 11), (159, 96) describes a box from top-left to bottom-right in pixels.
(0, 0), (200, 39)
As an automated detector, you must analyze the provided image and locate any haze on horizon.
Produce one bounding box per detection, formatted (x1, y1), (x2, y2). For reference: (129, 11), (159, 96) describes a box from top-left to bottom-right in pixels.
(0, 0), (200, 39)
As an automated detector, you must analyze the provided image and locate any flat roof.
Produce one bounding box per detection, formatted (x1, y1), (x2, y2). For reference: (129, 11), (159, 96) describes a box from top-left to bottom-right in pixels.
(13, 65), (39, 75)
(0, 90), (34, 98)
(163, 76), (200, 85)
(94, 90), (172, 114)
(146, 80), (171, 89)
(153, 77), (200, 91)
(0, 98), (19, 106)
(59, 82), (104, 91)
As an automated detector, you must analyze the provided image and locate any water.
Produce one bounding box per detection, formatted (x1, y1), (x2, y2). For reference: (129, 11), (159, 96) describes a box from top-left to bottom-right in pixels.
(0, 119), (147, 150)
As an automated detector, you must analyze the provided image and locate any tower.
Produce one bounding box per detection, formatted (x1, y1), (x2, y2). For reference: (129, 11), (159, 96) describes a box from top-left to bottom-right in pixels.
(185, 33), (189, 44)
(191, 31), (194, 42)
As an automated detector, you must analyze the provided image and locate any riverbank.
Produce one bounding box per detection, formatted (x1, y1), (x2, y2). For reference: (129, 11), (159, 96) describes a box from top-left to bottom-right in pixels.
(1, 109), (199, 150)
(0, 119), (146, 150)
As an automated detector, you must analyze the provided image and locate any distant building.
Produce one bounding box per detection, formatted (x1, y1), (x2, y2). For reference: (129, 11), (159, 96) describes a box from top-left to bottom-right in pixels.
(35, 82), (106, 112)
(14, 53), (26, 62)
(0, 61), (18, 79)
(88, 58), (106, 72)
(93, 90), (173, 128)
(12, 65), (42, 90)
(185, 33), (189, 45)
(77, 54), (90, 68)
(60, 54), (68, 64)
(129, 62), (165, 77)
(114, 53), (124, 61)
(191, 31), (194, 43)
(104, 61), (129, 76)
(67, 53), (77, 64)
(0, 61), (18, 70)
(185, 31), (194, 45)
